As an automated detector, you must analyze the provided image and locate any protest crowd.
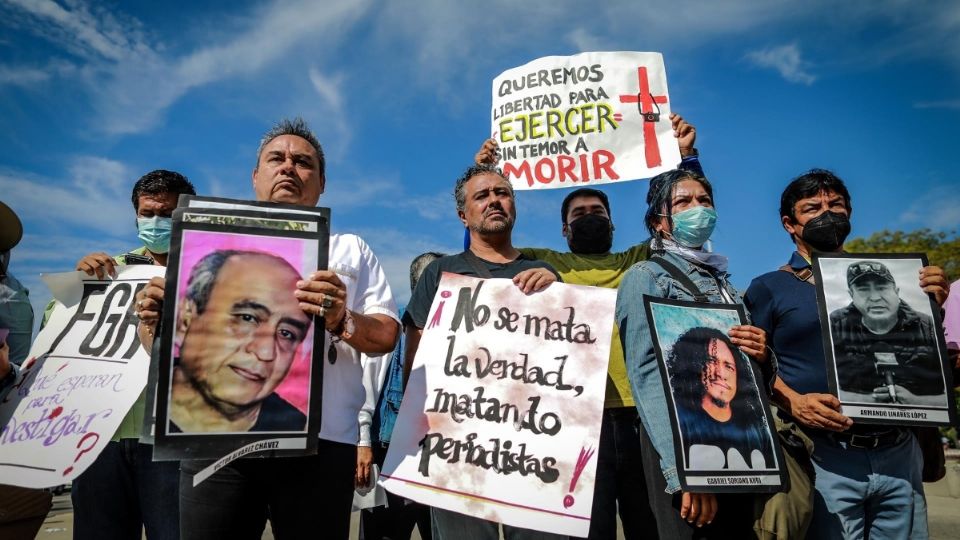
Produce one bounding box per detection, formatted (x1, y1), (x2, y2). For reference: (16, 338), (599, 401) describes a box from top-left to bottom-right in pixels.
(1, 56), (958, 540)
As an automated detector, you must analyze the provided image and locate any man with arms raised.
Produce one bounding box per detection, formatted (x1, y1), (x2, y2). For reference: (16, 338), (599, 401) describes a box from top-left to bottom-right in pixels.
(745, 169), (949, 539)
(403, 163), (560, 540)
(137, 118), (399, 540)
(474, 113), (700, 540)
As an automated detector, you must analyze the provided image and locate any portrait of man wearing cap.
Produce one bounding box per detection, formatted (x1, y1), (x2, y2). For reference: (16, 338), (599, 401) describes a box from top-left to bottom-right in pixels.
(828, 260), (946, 406)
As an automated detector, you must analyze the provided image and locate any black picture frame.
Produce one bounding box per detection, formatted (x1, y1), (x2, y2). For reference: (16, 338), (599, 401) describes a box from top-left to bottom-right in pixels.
(643, 295), (786, 493)
(812, 252), (956, 427)
(152, 203), (329, 461)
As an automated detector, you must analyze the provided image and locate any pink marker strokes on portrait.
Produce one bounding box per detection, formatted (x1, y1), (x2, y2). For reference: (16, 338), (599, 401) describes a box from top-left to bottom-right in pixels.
(176, 230), (314, 414)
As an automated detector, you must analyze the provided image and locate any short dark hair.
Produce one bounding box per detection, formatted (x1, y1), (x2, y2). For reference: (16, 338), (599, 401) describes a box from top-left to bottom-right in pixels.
(257, 117), (325, 179)
(453, 163), (511, 212)
(185, 250), (297, 315)
(667, 327), (754, 415)
(644, 169), (712, 240)
(409, 252), (444, 292)
(131, 170), (196, 211)
(779, 168), (851, 222)
(560, 188), (611, 223)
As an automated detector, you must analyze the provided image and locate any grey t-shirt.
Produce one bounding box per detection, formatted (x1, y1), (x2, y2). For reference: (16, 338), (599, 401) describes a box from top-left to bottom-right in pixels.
(403, 251), (560, 329)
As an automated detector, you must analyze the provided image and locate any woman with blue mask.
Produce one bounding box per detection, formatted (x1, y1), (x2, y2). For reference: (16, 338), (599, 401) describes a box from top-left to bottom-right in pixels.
(616, 169), (773, 538)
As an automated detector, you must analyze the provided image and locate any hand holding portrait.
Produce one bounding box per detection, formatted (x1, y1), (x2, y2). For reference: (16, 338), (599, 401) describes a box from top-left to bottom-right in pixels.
(919, 265), (949, 307)
(728, 325), (767, 363)
(789, 392), (851, 432)
(295, 270), (347, 331)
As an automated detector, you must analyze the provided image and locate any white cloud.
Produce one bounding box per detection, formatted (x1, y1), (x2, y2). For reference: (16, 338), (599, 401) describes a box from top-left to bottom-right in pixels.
(899, 186), (960, 229)
(913, 99), (960, 110)
(567, 28), (607, 53)
(0, 158), (133, 235)
(745, 43), (816, 85)
(4, 0), (372, 135)
(0, 65), (50, 85)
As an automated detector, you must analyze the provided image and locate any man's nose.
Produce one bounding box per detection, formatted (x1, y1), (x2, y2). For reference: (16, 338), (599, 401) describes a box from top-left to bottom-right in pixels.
(246, 327), (277, 362)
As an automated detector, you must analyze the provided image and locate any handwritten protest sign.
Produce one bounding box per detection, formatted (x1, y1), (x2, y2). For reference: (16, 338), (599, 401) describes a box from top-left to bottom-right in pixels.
(0, 265), (161, 488)
(491, 51), (680, 191)
(381, 274), (615, 537)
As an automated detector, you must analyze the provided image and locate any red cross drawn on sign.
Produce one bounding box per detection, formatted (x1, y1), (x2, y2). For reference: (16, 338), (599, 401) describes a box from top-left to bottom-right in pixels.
(619, 67), (668, 168)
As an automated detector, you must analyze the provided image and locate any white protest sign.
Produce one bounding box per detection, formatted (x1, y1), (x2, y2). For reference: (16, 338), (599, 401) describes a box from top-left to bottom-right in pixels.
(0, 265), (161, 488)
(381, 274), (615, 537)
(492, 51), (680, 191)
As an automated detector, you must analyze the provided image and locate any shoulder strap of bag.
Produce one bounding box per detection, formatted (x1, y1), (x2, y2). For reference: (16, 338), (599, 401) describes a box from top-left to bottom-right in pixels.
(648, 255), (709, 302)
(462, 249), (495, 279)
(779, 264), (816, 285)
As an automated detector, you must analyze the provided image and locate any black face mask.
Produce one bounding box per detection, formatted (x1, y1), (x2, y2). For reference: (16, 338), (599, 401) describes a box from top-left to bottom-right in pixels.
(800, 211), (851, 252)
(567, 214), (613, 254)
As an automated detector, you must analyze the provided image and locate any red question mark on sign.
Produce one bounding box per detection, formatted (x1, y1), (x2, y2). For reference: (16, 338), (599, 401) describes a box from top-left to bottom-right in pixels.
(62, 432), (100, 476)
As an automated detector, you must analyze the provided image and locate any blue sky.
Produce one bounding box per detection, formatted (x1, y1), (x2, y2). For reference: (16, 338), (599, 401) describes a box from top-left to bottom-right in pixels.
(1, 0), (958, 334)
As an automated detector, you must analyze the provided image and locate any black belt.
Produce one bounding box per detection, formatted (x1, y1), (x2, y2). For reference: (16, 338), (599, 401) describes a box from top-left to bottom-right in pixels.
(826, 429), (906, 450)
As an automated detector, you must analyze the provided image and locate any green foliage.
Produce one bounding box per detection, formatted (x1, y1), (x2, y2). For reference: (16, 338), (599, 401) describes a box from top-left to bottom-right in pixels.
(845, 229), (960, 281)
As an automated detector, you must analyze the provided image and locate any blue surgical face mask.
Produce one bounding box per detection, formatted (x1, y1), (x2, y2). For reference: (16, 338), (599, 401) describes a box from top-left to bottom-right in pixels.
(670, 206), (717, 248)
(137, 216), (172, 254)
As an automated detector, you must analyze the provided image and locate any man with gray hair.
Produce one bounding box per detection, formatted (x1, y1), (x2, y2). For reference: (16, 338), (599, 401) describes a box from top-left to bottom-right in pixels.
(403, 163), (562, 540)
(136, 117), (400, 540)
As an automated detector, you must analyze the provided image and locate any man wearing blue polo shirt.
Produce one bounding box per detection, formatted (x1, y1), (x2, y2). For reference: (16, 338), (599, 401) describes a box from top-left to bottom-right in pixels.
(744, 169), (949, 539)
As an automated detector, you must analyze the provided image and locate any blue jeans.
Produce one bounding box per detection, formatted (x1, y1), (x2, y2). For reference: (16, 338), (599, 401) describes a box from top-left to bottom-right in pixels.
(71, 439), (179, 540)
(430, 508), (567, 540)
(588, 407), (657, 540)
(808, 430), (927, 540)
(178, 439), (355, 540)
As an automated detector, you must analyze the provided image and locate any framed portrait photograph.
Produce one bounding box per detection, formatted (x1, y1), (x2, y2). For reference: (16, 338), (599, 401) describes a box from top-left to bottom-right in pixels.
(153, 203), (329, 461)
(813, 253), (956, 426)
(643, 296), (786, 493)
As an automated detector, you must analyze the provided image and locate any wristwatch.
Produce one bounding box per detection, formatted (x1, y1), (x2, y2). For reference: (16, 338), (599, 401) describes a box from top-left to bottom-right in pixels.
(333, 310), (355, 340)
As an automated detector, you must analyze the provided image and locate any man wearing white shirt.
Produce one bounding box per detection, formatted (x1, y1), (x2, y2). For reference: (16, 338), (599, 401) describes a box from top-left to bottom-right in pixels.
(136, 118), (400, 540)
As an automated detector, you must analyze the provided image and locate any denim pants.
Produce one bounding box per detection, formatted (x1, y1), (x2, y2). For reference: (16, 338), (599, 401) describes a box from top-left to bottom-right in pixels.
(430, 508), (567, 540)
(807, 430), (928, 540)
(587, 406), (657, 540)
(179, 439), (355, 540)
(71, 439), (179, 540)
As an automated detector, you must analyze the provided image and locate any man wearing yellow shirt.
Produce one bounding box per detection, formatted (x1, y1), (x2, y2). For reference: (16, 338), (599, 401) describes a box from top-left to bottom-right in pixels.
(47, 170), (196, 540)
(474, 113), (700, 540)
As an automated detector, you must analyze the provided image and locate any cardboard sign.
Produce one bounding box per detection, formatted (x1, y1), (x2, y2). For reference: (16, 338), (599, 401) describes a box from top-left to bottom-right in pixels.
(813, 253), (956, 426)
(491, 51), (680, 190)
(381, 274), (615, 537)
(0, 265), (162, 488)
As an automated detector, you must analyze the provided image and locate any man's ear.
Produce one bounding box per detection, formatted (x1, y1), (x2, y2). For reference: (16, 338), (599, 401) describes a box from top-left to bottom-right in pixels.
(318, 173), (326, 195)
(782, 215), (799, 236)
(561, 222), (570, 238)
(176, 299), (198, 340)
(251, 168), (259, 191)
(458, 209), (467, 227)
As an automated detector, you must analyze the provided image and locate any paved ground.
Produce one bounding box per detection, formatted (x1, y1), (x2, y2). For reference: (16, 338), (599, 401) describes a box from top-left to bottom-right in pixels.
(34, 477), (960, 539)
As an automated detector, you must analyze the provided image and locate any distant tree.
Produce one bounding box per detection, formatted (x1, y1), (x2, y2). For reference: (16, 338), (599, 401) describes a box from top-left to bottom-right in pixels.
(845, 229), (960, 281)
